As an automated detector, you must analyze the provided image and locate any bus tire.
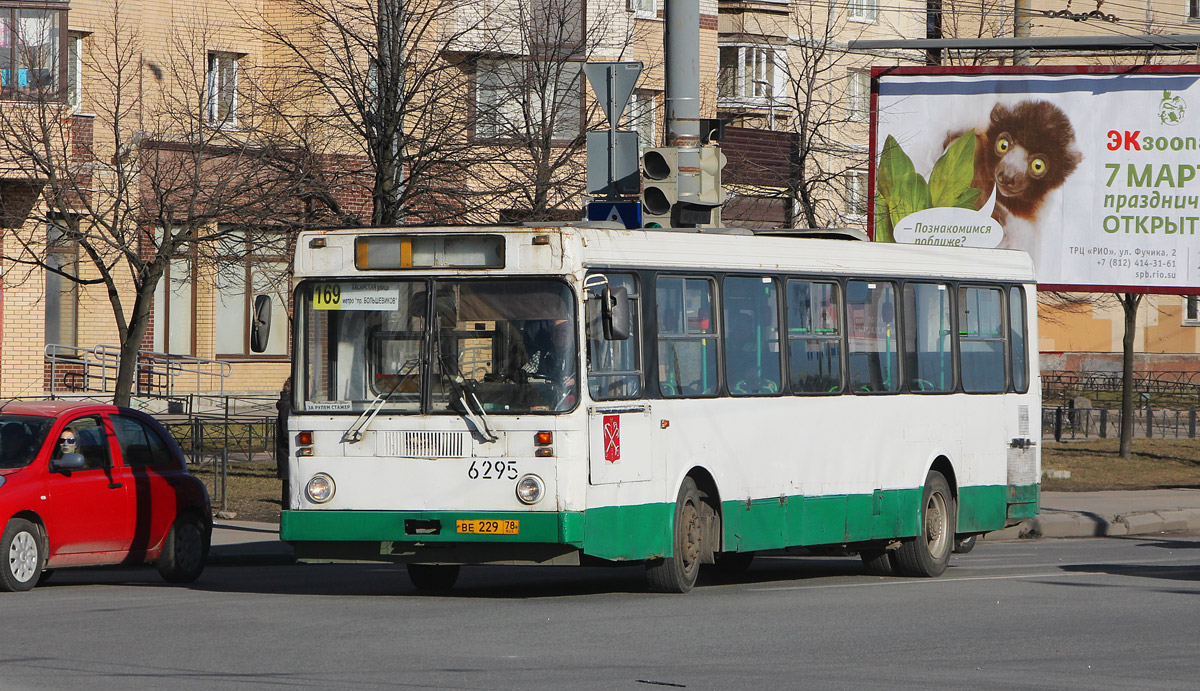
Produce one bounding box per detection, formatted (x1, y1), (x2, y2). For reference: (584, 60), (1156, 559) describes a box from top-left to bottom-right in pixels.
(894, 471), (954, 578)
(408, 564), (460, 592)
(859, 549), (896, 576)
(953, 534), (978, 554)
(646, 478), (703, 593)
(713, 550), (755, 574)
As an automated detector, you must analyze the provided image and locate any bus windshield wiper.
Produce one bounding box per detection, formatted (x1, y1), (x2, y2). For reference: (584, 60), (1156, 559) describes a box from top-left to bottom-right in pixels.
(342, 357), (420, 444)
(437, 349), (499, 443)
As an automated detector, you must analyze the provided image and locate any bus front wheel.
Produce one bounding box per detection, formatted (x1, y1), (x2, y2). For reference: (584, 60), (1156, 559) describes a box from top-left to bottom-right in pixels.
(646, 478), (703, 593)
(893, 471), (954, 578)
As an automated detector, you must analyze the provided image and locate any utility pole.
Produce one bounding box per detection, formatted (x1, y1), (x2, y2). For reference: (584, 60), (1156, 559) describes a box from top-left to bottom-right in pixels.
(1014, 0), (1032, 65)
(664, 0), (701, 202)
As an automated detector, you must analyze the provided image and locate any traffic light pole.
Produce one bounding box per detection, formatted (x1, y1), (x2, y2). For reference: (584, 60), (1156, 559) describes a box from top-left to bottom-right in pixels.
(664, 0), (700, 204)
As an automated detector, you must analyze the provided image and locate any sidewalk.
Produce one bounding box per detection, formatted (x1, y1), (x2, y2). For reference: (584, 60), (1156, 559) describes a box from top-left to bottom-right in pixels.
(985, 488), (1200, 540)
(206, 489), (1200, 565)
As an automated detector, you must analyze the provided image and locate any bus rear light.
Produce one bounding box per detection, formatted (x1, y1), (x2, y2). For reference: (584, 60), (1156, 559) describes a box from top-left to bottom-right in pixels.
(535, 447), (554, 458)
(297, 431), (314, 445)
(534, 431), (553, 446)
(306, 473), (335, 504)
(298, 447), (314, 457)
(516, 474), (544, 504)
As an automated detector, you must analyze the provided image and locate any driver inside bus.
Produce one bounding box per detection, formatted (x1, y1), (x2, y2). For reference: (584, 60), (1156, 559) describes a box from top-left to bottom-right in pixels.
(520, 318), (577, 408)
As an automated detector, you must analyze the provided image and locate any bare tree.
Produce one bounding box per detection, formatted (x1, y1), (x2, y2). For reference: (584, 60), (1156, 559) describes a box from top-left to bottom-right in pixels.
(467, 0), (645, 222)
(722, 0), (873, 229)
(247, 0), (510, 226)
(1039, 291), (1143, 458)
(0, 1), (311, 405)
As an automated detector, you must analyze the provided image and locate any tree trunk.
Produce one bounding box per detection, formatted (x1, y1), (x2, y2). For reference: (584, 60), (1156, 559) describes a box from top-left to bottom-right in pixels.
(1118, 292), (1142, 459)
(111, 272), (162, 407)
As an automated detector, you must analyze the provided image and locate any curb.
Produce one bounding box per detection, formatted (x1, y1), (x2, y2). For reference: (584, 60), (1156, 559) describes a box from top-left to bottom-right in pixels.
(985, 508), (1200, 541)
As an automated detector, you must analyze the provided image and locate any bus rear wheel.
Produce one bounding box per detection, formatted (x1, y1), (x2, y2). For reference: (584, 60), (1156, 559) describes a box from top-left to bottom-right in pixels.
(407, 564), (460, 592)
(893, 471), (954, 578)
(859, 549), (896, 576)
(646, 478), (703, 593)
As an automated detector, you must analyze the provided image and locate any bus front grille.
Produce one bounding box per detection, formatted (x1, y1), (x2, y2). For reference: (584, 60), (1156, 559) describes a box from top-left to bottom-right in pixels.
(381, 431), (467, 458)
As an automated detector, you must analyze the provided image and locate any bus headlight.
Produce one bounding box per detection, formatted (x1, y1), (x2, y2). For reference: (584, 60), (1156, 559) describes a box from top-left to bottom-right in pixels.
(306, 473), (335, 504)
(516, 474), (544, 505)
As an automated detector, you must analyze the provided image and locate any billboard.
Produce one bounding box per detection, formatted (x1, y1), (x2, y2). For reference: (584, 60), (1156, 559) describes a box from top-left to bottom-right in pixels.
(871, 66), (1200, 293)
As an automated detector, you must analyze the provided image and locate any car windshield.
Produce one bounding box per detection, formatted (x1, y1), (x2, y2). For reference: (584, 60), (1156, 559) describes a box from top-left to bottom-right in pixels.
(298, 278), (577, 415)
(0, 415), (55, 469)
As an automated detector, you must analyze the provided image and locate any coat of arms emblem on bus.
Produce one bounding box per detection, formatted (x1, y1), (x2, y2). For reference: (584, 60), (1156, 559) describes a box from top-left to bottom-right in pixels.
(603, 415), (621, 462)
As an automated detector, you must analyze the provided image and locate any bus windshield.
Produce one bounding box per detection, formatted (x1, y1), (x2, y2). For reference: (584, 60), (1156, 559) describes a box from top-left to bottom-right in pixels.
(299, 278), (577, 415)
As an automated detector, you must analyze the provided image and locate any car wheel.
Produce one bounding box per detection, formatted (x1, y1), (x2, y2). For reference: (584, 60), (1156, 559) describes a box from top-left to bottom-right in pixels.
(156, 514), (209, 584)
(2, 519), (42, 592)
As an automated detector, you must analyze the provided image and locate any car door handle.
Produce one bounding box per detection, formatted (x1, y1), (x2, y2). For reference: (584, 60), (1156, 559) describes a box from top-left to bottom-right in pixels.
(108, 482), (123, 489)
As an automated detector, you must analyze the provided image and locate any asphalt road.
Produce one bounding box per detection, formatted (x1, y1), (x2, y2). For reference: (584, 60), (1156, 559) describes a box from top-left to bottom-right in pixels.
(5, 536), (1200, 690)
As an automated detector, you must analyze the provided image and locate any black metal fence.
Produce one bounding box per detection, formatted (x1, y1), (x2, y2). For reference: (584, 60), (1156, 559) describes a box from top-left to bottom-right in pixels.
(159, 395), (279, 511)
(1043, 405), (1200, 442)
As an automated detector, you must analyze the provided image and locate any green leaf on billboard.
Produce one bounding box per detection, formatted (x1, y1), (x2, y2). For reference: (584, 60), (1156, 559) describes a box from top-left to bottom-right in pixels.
(929, 130), (976, 208)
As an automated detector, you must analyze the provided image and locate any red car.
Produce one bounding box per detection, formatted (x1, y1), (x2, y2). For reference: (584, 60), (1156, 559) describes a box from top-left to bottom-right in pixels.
(0, 401), (211, 591)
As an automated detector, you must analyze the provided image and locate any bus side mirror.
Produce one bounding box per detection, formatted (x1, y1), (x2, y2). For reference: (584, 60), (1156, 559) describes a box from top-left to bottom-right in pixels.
(603, 286), (631, 341)
(250, 295), (272, 353)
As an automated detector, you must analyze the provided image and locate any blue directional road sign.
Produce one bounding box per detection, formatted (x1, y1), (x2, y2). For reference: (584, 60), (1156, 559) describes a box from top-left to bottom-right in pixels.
(587, 200), (642, 229)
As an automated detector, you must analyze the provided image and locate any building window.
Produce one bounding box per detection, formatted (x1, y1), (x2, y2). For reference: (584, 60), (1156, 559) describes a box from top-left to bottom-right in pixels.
(629, 0), (656, 18)
(206, 52), (238, 126)
(153, 238), (195, 356)
(475, 59), (582, 141)
(1185, 296), (1200, 325)
(216, 233), (289, 357)
(847, 68), (869, 121)
(845, 170), (868, 216)
(1191, 0), (1199, 19)
(718, 45), (779, 103)
(0, 6), (67, 101)
(66, 31), (80, 110)
(45, 225), (78, 353)
(848, 0), (878, 22)
(625, 90), (656, 150)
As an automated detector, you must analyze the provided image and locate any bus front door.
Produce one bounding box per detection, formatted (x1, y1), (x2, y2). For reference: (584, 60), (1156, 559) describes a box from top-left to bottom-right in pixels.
(587, 405), (653, 485)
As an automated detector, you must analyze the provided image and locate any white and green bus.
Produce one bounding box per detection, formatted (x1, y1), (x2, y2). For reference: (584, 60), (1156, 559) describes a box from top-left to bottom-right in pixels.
(274, 224), (1040, 592)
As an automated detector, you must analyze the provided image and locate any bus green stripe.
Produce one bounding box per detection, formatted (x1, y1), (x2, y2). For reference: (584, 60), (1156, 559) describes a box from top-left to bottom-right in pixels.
(281, 483), (1036, 561)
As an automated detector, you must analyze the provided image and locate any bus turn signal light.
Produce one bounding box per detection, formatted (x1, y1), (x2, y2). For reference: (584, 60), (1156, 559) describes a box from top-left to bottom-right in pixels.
(535, 431), (553, 446)
(298, 431), (314, 445)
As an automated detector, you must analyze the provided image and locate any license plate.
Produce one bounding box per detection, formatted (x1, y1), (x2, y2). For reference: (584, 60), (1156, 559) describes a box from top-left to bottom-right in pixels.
(456, 519), (519, 535)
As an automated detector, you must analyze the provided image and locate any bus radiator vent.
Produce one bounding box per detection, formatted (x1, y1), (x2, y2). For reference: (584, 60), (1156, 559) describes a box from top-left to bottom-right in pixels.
(383, 431), (468, 458)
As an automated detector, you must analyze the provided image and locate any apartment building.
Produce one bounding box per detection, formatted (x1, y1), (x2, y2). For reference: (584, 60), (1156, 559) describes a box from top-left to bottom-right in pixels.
(1, 0), (1196, 404)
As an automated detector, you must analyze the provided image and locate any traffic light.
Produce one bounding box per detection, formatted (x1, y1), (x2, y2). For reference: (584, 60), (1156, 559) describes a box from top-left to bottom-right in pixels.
(640, 145), (726, 228)
(694, 146), (726, 227)
(641, 147), (677, 228)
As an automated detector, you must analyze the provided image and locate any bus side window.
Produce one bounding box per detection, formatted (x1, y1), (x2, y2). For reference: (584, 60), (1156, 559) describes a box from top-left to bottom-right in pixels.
(846, 280), (899, 393)
(656, 276), (718, 397)
(723, 276), (781, 396)
(903, 282), (954, 393)
(959, 285), (1006, 393)
(1009, 286), (1029, 393)
(786, 280), (843, 394)
(586, 273), (642, 400)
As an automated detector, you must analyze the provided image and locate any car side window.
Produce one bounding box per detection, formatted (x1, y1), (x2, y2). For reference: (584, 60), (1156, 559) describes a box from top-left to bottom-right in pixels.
(111, 415), (174, 468)
(57, 416), (112, 470)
